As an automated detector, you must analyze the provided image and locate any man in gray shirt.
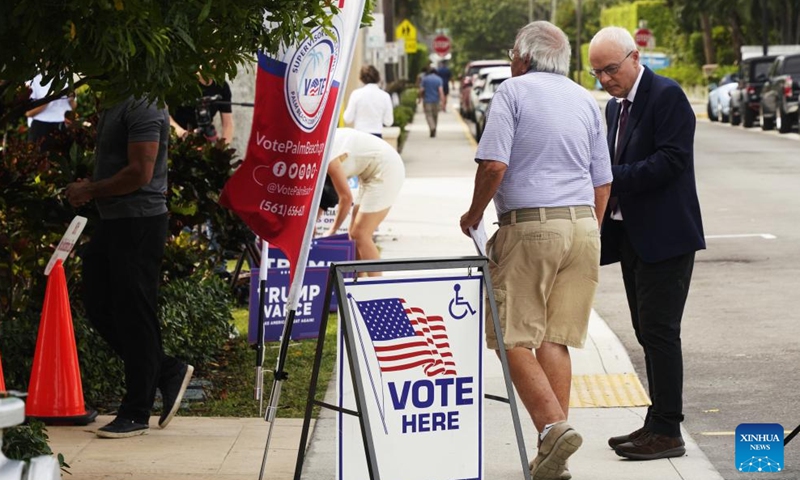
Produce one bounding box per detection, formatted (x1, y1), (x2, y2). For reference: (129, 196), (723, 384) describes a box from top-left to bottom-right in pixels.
(460, 21), (612, 480)
(66, 97), (193, 438)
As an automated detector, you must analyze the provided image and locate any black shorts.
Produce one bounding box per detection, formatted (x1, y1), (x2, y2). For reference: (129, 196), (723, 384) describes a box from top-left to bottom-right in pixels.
(319, 175), (339, 210)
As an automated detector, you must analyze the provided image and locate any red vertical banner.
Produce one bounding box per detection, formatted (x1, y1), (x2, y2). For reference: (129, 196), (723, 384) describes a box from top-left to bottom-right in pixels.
(221, 3), (365, 280)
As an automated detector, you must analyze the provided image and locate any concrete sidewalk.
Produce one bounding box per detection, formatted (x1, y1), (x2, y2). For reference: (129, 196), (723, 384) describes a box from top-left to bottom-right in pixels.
(48, 94), (723, 480)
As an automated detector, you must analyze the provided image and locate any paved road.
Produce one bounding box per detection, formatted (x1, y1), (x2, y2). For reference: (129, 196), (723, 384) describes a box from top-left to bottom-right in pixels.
(591, 117), (800, 479)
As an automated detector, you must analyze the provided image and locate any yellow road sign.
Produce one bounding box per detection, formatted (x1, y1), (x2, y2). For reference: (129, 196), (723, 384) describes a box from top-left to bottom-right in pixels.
(395, 19), (418, 53)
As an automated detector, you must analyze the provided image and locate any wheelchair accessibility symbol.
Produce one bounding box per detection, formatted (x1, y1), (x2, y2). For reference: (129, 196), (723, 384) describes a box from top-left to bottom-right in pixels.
(449, 283), (476, 320)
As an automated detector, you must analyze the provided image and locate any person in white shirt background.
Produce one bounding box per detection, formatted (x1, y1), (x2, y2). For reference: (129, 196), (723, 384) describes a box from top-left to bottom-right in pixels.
(343, 65), (394, 137)
(26, 73), (76, 154)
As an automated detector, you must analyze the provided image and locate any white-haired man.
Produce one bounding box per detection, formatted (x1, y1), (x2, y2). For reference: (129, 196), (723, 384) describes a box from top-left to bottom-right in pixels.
(589, 26), (704, 461)
(460, 21), (612, 480)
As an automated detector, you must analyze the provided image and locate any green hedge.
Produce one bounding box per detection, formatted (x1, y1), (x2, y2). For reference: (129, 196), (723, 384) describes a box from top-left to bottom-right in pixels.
(599, 1), (674, 57)
(656, 63), (705, 88)
(160, 273), (234, 368)
(600, 2), (638, 30)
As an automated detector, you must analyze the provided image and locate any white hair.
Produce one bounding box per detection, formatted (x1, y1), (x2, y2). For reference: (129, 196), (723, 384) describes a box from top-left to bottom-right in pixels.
(590, 26), (637, 56)
(515, 21), (571, 76)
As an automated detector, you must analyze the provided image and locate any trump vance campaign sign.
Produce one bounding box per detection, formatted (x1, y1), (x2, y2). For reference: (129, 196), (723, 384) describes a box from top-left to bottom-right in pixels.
(337, 275), (484, 480)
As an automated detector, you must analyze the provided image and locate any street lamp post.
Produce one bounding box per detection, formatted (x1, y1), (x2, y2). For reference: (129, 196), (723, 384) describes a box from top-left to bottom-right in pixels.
(762, 0), (768, 56)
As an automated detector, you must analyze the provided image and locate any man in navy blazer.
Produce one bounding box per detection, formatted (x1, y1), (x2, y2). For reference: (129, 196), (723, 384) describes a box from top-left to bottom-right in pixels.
(588, 27), (705, 461)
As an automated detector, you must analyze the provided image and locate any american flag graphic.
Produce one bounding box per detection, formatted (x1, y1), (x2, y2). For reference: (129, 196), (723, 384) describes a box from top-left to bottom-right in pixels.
(356, 298), (457, 376)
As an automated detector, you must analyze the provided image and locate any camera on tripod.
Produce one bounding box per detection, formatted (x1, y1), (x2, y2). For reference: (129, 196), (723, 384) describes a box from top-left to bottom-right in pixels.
(194, 94), (223, 142)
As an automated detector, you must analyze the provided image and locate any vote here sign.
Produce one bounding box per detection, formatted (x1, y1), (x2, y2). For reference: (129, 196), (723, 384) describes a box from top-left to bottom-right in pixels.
(337, 275), (484, 480)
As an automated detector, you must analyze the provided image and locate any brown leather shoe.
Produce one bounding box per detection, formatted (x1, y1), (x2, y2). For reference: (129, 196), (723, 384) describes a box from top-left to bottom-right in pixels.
(614, 431), (686, 460)
(608, 427), (647, 449)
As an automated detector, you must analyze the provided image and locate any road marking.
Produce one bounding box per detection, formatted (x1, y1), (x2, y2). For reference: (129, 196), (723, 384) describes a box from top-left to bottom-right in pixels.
(705, 233), (776, 240)
(454, 108), (478, 149)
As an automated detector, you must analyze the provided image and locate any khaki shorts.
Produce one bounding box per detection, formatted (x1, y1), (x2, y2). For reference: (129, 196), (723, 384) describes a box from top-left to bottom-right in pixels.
(485, 206), (601, 350)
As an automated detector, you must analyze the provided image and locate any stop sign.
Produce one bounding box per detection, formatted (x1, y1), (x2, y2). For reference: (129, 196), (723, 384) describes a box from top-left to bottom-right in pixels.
(634, 28), (652, 48)
(433, 34), (451, 56)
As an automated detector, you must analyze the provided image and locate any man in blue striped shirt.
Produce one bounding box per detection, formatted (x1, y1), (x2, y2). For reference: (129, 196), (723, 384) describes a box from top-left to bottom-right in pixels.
(460, 21), (612, 480)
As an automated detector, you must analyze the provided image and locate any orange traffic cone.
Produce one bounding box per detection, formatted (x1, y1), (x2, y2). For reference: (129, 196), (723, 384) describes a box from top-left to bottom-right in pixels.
(0, 350), (6, 392)
(26, 259), (97, 425)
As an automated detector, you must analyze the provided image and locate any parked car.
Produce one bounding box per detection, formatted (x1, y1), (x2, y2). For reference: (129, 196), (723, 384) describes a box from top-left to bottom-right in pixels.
(707, 74), (738, 122)
(459, 59), (510, 120)
(759, 53), (800, 133)
(468, 66), (512, 123)
(473, 69), (512, 141)
(729, 55), (776, 127)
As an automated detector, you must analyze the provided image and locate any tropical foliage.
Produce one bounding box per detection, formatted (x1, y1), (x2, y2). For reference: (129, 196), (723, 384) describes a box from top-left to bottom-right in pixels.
(0, 0), (376, 127)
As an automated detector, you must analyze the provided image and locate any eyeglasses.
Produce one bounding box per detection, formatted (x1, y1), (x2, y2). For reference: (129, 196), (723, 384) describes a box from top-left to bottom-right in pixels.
(508, 49), (516, 61)
(588, 51), (633, 78)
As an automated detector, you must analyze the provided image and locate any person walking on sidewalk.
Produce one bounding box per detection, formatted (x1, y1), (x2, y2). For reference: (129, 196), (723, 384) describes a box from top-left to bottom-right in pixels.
(65, 96), (194, 439)
(588, 26), (705, 460)
(460, 21), (612, 480)
(418, 66), (445, 137)
(343, 64), (394, 138)
(436, 61), (452, 111)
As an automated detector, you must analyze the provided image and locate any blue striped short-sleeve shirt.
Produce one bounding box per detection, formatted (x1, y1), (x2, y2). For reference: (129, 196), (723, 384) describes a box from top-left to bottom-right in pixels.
(475, 71), (612, 216)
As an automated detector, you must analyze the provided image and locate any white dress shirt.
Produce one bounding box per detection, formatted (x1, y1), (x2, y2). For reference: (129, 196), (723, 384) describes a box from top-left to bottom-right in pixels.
(611, 65), (644, 221)
(27, 74), (73, 126)
(343, 83), (394, 135)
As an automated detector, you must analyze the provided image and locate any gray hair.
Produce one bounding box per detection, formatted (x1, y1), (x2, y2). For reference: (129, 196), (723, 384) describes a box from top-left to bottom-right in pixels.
(515, 21), (571, 76)
(590, 26), (637, 56)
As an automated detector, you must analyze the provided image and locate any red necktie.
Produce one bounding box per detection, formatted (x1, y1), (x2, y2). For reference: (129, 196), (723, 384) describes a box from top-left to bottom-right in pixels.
(614, 99), (631, 165)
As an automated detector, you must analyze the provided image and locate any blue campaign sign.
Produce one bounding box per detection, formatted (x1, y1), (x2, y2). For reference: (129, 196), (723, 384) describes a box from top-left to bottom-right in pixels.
(641, 53), (670, 71)
(264, 237), (355, 311)
(263, 236), (355, 270)
(248, 267), (329, 344)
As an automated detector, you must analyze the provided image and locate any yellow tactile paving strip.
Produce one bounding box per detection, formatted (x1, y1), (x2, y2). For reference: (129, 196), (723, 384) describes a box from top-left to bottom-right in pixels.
(569, 373), (651, 408)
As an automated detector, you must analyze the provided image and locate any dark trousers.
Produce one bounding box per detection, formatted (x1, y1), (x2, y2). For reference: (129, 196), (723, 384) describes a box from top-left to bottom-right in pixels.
(28, 120), (66, 154)
(82, 213), (181, 423)
(618, 224), (694, 437)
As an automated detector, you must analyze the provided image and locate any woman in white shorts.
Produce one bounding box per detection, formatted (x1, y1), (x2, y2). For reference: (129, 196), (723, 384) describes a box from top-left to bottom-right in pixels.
(324, 128), (405, 275)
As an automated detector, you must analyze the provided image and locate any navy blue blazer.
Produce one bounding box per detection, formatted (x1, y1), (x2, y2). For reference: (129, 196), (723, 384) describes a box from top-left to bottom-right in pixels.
(600, 66), (706, 265)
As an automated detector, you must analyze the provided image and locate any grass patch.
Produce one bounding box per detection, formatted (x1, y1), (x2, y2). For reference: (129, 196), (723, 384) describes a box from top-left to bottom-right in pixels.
(231, 308), (249, 337)
(184, 309), (339, 418)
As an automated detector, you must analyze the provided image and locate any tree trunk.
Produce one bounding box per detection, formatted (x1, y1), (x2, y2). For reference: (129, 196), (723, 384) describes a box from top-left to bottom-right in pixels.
(730, 11), (744, 64)
(383, 0), (395, 40)
(782, 0), (790, 43)
(700, 13), (716, 64)
(794, 8), (800, 45)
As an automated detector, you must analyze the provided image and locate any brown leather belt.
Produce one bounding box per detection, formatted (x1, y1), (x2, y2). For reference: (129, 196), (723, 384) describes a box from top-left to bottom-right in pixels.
(498, 206), (594, 226)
